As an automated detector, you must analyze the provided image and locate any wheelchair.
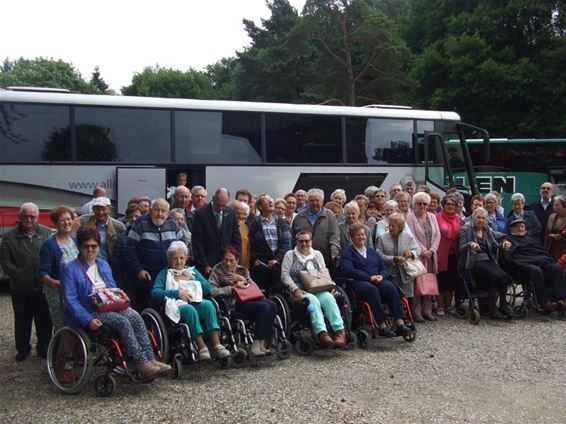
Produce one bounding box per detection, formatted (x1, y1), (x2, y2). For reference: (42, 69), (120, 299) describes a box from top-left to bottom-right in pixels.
(269, 285), (355, 356)
(335, 278), (417, 348)
(212, 296), (292, 366)
(140, 301), (232, 377)
(46, 324), (162, 396)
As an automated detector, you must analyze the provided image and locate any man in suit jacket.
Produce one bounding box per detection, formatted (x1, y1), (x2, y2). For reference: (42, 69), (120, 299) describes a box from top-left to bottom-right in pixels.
(192, 187), (241, 276)
(529, 182), (555, 242)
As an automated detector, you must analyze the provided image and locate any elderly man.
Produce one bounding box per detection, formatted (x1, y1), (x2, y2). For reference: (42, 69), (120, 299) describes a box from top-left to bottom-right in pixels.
(503, 219), (566, 312)
(249, 194), (292, 295)
(292, 188), (340, 267)
(191, 186), (208, 211)
(295, 189), (308, 213)
(137, 196), (151, 215)
(506, 192), (542, 238)
(80, 197), (125, 261)
(126, 198), (184, 311)
(167, 171), (188, 201)
(389, 184), (403, 200)
(192, 188), (241, 276)
(529, 182), (555, 241)
(0, 203), (53, 361)
(172, 186), (193, 230)
(81, 186), (107, 215)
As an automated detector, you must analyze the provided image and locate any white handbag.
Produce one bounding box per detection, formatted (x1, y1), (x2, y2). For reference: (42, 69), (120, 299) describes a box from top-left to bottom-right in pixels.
(401, 258), (427, 278)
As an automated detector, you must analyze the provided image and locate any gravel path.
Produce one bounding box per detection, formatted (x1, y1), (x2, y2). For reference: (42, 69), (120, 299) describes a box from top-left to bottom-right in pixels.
(0, 292), (565, 424)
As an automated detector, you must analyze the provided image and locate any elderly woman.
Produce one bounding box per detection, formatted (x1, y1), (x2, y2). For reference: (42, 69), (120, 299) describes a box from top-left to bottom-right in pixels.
(374, 188), (387, 214)
(274, 198), (287, 220)
(428, 192), (441, 214)
(233, 200), (251, 268)
(40, 205), (79, 331)
(545, 195), (566, 261)
(377, 213), (421, 299)
(375, 200), (398, 239)
(283, 193), (298, 225)
(459, 208), (512, 319)
(406, 193), (441, 322)
(281, 230), (346, 347)
(152, 241), (229, 360)
(435, 194), (463, 316)
(331, 188), (347, 207)
(209, 246), (277, 357)
(339, 201), (373, 251)
(61, 228), (171, 379)
(170, 208), (192, 248)
(394, 192), (411, 216)
(484, 193), (506, 237)
(505, 193), (542, 238)
(340, 222), (412, 337)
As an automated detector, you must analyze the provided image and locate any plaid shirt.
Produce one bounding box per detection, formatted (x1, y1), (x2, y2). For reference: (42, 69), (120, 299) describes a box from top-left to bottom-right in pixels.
(261, 216), (278, 253)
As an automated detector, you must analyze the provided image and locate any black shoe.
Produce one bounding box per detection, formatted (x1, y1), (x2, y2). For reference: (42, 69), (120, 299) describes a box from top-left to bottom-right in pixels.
(36, 348), (47, 359)
(395, 325), (412, 337)
(489, 311), (507, 320)
(16, 351), (30, 362)
(377, 327), (394, 338)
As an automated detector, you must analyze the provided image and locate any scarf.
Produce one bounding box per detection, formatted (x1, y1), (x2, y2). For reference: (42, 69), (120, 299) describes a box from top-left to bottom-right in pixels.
(438, 210), (460, 241)
(164, 266), (202, 323)
(293, 246), (316, 266)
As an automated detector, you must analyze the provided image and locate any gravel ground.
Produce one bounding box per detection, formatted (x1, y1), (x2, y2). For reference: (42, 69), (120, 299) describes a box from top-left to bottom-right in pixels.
(0, 291), (565, 424)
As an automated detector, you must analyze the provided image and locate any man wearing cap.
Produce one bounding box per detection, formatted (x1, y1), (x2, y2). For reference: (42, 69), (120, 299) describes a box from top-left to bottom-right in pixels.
(503, 219), (566, 311)
(81, 186), (107, 216)
(80, 197), (125, 261)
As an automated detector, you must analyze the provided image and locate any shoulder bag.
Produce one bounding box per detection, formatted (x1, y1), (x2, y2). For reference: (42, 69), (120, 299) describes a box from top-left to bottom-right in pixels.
(79, 261), (130, 313)
(401, 257), (427, 278)
(299, 268), (336, 293)
(232, 282), (264, 302)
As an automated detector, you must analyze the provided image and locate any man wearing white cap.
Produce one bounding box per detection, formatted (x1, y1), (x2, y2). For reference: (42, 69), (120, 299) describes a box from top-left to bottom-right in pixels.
(80, 197), (125, 261)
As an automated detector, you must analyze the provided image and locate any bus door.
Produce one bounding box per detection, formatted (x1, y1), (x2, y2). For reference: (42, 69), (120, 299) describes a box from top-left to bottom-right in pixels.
(422, 132), (455, 191)
(116, 167), (166, 215)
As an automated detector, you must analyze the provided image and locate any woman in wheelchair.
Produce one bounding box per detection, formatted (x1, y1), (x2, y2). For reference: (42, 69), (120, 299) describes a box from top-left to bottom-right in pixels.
(281, 230), (347, 348)
(151, 241), (231, 361)
(340, 222), (412, 337)
(61, 228), (171, 380)
(459, 208), (512, 319)
(209, 246), (278, 358)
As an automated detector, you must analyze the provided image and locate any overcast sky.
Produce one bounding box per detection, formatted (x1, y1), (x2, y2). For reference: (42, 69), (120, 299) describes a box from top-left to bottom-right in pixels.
(2, 0), (306, 91)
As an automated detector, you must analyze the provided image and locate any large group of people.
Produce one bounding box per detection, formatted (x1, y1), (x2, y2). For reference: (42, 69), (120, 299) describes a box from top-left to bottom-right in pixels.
(2, 175), (566, 383)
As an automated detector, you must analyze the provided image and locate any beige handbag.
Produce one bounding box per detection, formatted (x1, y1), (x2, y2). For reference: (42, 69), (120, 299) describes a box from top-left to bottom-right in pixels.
(401, 258), (427, 278)
(299, 268), (336, 293)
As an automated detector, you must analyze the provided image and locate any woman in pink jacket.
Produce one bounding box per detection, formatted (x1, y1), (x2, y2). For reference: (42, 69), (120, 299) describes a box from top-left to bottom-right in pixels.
(406, 192), (441, 321)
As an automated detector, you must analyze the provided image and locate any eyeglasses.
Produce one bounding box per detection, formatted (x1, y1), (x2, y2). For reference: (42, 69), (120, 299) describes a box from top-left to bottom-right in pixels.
(297, 239), (311, 244)
(444, 203), (455, 207)
(541, 187), (552, 190)
(21, 215), (38, 220)
(81, 244), (99, 250)
(416, 202), (428, 206)
(375, 195), (385, 198)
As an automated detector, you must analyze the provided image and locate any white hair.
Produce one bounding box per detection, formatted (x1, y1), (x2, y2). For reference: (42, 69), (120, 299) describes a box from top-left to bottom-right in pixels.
(166, 240), (188, 260)
(19, 202), (39, 215)
(331, 188), (347, 201)
(343, 200), (360, 215)
(307, 188), (325, 200)
(510, 192), (525, 204)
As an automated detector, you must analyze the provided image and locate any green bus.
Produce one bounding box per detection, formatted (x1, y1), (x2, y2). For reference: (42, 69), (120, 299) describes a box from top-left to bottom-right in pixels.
(446, 138), (566, 209)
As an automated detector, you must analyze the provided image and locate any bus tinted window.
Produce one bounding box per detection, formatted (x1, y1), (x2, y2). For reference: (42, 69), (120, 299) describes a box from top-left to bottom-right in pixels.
(265, 114), (341, 163)
(75, 107), (170, 162)
(0, 103), (70, 161)
(175, 111), (262, 163)
(346, 118), (413, 163)
(470, 142), (566, 172)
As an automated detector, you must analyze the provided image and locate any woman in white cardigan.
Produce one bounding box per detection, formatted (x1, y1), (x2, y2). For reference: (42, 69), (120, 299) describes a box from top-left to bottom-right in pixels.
(406, 192), (441, 321)
(377, 213), (421, 298)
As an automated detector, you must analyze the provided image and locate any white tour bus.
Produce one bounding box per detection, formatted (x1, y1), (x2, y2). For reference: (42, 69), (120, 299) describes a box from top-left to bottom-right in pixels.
(0, 88), (486, 223)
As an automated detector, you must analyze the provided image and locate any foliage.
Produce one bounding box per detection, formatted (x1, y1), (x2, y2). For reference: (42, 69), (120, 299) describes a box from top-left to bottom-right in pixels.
(121, 66), (214, 99)
(42, 124), (117, 161)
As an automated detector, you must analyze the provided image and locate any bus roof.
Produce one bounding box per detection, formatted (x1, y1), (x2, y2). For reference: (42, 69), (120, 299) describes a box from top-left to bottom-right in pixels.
(0, 89), (461, 121)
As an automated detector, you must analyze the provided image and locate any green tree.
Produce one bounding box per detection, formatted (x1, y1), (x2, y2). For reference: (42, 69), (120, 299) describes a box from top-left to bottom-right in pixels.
(300, 0), (411, 105)
(0, 57), (93, 93)
(121, 66), (214, 99)
(206, 57), (238, 100)
(405, 0), (566, 137)
(89, 66), (112, 94)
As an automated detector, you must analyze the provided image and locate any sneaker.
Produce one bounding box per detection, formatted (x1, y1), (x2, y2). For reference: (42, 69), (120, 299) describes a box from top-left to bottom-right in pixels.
(151, 360), (172, 374)
(137, 361), (160, 379)
(212, 344), (231, 360)
(198, 347), (211, 361)
(436, 308), (445, 317)
(15, 351), (30, 362)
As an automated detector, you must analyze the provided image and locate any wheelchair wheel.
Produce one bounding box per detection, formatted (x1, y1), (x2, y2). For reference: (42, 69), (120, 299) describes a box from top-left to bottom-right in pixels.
(456, 304), (470, 319)
(47, 327), (94, 394)
(357, 330), (369, 349)
(172, 354), (183, 379)
(232, 347), (248, 367)
(513, 305), (528, 319)
(469, 309), (481, 325)
(141, 308), (169, 363)
(276, 340), (292, 360)
(270, 293), (291, 336)
(506, 284), (517, 307)
(94, 374), (116, 397)
(294, 338), (314, 356)
(333, 286), (353, 331)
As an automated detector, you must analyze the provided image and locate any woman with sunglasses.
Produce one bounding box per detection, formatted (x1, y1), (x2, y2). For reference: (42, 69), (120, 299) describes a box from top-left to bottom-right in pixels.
(61, 227), (171, 379)
(406, 192), (441, 322)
